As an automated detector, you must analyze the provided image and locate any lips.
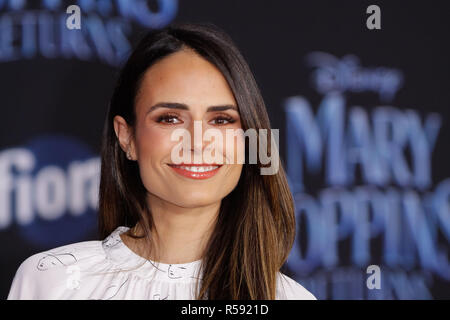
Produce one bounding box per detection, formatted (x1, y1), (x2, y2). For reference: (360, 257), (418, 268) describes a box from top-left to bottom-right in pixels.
(168, 163), (222, 180)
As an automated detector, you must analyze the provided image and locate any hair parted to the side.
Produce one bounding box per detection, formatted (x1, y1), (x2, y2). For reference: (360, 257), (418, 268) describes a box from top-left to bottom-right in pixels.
(98, 22), (296, 300)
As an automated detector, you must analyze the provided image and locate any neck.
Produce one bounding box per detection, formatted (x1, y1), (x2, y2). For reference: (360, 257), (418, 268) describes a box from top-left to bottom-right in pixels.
(127, 194), (221, 264)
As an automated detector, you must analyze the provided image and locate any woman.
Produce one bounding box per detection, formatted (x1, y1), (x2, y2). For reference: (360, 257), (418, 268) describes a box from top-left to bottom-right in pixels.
(8, 22), (316, 300)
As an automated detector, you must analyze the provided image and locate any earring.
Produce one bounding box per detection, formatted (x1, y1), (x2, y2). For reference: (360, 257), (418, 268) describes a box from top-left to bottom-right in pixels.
(126, 149), (132, 160)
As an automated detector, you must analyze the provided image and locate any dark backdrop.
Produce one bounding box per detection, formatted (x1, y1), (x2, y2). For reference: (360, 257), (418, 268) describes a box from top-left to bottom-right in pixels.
(1, 0), (449, 299)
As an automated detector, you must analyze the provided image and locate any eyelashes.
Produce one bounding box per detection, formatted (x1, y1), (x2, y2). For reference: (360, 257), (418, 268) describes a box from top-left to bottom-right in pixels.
(210, 114), (236, 125)
(156, 112), (182, 124)
(155, 112), (237, 125)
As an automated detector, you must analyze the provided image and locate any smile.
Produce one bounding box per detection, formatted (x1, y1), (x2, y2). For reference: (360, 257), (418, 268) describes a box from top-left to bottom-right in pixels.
(168, 164), (222, 180)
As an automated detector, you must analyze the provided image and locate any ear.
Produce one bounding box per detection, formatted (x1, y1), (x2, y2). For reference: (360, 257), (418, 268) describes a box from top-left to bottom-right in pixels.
(113, 115), (136, 160)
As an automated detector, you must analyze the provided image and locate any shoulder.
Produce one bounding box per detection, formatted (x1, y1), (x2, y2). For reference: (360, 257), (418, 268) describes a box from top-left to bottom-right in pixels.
(276, 272), (317, 300)
(7, 240), (104, 300)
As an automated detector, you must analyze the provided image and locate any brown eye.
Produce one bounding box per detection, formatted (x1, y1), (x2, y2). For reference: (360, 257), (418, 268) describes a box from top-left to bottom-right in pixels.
(157, 114), (182, 124)
(210, 116), (235, 125)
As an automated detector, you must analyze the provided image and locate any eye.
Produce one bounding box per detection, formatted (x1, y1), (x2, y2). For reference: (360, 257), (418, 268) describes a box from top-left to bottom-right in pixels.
(209, 115), (236, 125)
(156, 113), (182, 125)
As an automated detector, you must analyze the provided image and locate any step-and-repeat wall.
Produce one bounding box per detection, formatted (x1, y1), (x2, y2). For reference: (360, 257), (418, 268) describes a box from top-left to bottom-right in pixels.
(1, 0), (449, 299)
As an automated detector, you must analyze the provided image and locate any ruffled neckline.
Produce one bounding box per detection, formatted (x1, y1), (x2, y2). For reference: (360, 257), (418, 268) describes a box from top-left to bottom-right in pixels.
(101, 226), (203, 282)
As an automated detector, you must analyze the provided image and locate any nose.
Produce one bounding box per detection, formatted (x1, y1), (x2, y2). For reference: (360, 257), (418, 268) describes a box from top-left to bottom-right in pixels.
(187, 120), (209, 161)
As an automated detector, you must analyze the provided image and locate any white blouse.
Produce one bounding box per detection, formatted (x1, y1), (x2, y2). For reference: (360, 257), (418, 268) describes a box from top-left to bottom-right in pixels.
(7, 226), (316, 300)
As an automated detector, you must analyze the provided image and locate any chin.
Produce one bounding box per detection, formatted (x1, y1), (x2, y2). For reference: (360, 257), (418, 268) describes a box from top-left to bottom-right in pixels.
(174, 194), (221, 208)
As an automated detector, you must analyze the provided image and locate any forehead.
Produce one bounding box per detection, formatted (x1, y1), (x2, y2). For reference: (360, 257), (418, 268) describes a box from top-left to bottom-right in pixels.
(135, 49), (236, 108)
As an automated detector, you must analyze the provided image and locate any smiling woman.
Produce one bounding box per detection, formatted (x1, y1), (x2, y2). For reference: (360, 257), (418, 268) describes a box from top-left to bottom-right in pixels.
(7, 22), (316, 300)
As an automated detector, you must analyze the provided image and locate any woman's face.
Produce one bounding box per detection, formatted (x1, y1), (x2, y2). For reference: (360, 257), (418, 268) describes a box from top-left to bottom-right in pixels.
(114, 49), (244, 208)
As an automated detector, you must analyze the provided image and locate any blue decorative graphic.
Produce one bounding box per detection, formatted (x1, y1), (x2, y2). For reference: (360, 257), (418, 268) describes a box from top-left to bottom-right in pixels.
(10, 134), (101, 248)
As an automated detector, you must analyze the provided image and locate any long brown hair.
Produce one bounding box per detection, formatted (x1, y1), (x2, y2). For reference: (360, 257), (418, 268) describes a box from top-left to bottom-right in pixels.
(98, 22), (295, 299)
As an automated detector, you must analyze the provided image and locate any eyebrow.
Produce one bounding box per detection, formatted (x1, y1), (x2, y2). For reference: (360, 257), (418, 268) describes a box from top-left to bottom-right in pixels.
(146, 102), (239, 114)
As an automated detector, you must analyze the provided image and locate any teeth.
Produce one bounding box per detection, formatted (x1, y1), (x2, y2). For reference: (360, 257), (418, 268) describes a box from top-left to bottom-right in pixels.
(172, 165), (219, 172)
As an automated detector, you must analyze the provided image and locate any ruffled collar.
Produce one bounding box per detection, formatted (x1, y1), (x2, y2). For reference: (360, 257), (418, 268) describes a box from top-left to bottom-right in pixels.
(101, 226), (203, 282)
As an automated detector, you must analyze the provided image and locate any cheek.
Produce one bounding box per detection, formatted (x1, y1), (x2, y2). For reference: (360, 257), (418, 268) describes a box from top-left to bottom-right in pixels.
(135, 125), (176, 162)
(235, 134), (245, 160)
(224, 129), (245, 164)
(134, 125), (178, 196)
